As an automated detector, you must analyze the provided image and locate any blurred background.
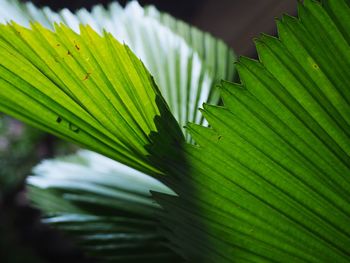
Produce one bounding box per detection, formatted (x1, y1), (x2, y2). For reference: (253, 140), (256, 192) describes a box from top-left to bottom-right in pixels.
(28, 0), (297, 57)
(0, 0), (296, 262)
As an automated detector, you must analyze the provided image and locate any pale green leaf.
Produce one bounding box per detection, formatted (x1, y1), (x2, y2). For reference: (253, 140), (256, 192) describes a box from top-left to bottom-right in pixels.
(28, 150), (180, 262)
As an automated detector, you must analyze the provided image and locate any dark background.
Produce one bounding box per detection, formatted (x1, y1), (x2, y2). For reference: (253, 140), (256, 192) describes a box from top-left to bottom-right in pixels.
(27, 0), (297, 57)
(2, 1), (297, 262)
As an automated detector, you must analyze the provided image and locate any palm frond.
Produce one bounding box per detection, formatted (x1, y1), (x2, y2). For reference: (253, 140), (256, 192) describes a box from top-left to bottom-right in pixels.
(144, 4), (236, 105)
(0, 1), (234, 261)
(28, 150), (180, 262)
(155, 0), (350, 261)
(1, 0), (349, 262)
(0, 0), (236, 140)
(0, 21), (183, 175)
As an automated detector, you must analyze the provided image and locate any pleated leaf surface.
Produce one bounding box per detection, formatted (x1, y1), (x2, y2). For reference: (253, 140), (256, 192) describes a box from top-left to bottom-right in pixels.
(155, 0), (350, 262)
(0, 0), (236, 139)
(0, 22), (183, 175)
(28, 150), (181, 262)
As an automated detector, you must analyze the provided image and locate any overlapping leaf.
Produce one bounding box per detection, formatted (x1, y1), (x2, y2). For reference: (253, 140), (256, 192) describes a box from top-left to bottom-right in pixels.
(2, 0), (348, 262)
(144, 4), (235, 104)
(28, 150), (180, 262)
(0, 0), (236, 139)
(0, 1), (235, 261)
(155, 0), (350, 261)
(0, 21), (183, 175)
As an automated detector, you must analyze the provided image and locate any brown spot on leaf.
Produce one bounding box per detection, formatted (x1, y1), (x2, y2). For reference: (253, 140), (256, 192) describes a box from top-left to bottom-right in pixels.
(82, 72), (92, 81)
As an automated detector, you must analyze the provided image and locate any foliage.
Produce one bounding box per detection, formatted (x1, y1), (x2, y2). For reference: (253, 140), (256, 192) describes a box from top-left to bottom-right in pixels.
(28, 150), (180, 262)
(0, 0), (235, 140)
(0, 0), (235, 261)
(0, 0), (350, 262)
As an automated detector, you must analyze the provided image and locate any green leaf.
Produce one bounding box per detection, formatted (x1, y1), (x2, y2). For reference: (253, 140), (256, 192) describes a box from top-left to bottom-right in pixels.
(0, 1), (235, 261)
(0, 21), (183, 175)
(151, 0), (350, 262)
(3, 0), (349, 262)
(0, 0), (236, 140)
